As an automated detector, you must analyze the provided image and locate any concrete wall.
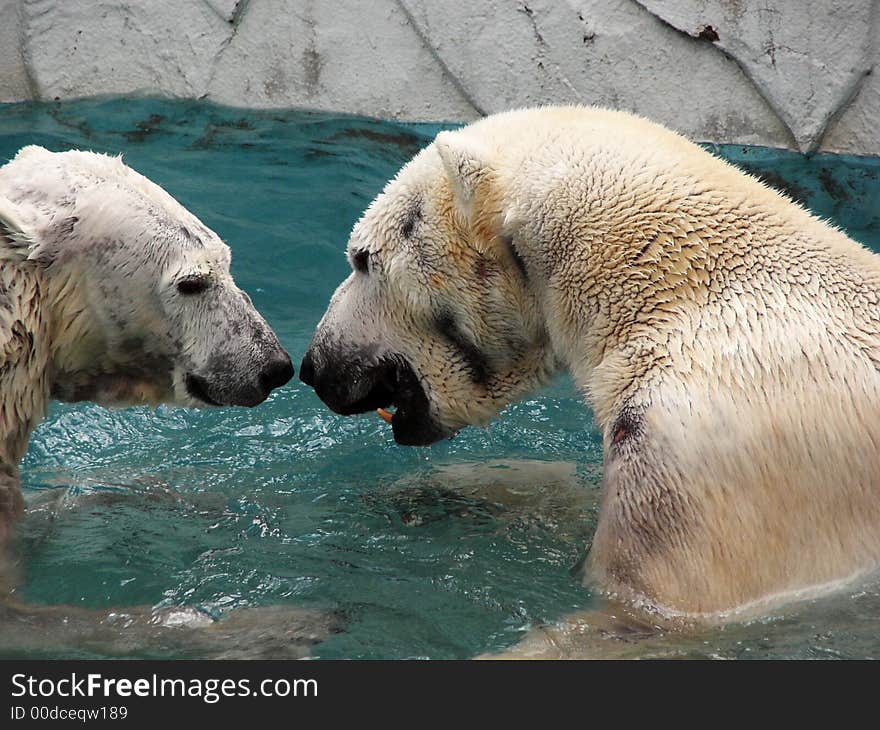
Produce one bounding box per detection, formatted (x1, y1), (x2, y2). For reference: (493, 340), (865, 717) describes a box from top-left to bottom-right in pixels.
(1, 0), (878, 155)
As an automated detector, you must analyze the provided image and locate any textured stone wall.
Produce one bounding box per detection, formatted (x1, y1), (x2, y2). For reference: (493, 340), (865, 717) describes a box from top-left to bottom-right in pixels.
(1, 0), (878, 155)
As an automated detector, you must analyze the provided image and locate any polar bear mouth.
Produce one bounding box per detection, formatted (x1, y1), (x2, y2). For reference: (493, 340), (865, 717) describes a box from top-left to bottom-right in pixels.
(184, 373), (223, 407)
(299, 351), (448, 446)
(370, 358), (449, 446)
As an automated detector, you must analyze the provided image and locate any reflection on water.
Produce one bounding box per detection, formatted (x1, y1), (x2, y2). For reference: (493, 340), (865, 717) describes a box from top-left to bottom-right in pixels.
(1, 97), (879, 658)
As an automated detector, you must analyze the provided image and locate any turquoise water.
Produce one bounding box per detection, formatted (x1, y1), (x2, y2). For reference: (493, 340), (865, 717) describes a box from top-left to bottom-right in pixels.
(1, 97), (880, 659)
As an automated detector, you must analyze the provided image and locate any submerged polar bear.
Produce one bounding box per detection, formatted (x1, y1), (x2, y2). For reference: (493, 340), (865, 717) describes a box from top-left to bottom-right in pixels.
(0, 145), (294, 538)
(301, 107), (880, 652)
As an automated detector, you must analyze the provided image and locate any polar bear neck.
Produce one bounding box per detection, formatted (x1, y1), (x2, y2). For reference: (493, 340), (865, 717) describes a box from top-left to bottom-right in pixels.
(498, 142), (880, 434)
(42, 266), (108, 384)
(40, 266), (173, 407)
(0, 262), (51, 467)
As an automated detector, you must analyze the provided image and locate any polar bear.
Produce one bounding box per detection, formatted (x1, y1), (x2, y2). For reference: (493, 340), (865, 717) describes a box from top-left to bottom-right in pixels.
(0, 145), (294, 539)
(301, 106), (880, 654)
(0, 145), (311, 655)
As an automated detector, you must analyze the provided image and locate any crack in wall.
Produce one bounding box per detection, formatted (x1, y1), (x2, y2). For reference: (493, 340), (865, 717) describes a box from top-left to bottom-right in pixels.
(3, 0), (877, 154)
(630, 0), (878, 152)
(631, 0), (800, 150)
(395, 0), (485, 116)
(203, 0), (250, 25)
(815, 0), (879, 151)
(15, 0), (40, 100)
(19, 0), (51, 101)
(202, 0), (252, 99)
(230, 0), (250, 28)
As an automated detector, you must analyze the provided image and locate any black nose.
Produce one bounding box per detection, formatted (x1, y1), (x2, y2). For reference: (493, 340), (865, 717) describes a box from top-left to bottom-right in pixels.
(299, 345), (398, 416)
(259, 353), (295, 394)
(299, 350), (315, 387)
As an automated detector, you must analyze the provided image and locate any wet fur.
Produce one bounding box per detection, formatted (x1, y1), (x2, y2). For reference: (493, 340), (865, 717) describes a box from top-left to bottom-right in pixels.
(0, 146), (312, 655)
(309, 106), (880, 654)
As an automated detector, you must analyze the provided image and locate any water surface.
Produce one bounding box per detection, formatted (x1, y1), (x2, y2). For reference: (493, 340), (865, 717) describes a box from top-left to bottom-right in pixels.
(1, 97), (879, 659)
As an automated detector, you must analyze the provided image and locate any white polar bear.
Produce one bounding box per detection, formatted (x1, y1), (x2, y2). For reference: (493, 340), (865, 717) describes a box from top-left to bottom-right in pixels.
(0, 146), (326, 657)
(0, 145), (294, 540)
(301, 107), (880, 653)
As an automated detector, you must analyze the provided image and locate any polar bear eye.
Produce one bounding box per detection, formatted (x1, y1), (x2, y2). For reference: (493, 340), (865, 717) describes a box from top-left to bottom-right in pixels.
(176, 275), (211, 296)
(351, 249), (370, 274)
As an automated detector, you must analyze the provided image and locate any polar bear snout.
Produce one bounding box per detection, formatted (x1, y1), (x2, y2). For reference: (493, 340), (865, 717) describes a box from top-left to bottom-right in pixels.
(300, 345), (447, 446)
(185, 348), (294, 408)
(259, 353), (296, 394)
(299, 345), (396, 415)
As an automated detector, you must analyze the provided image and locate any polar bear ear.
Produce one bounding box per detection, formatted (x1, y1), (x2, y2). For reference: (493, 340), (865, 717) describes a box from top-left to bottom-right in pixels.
(0, 196), (37, 260)
(434, 131), (494, 212)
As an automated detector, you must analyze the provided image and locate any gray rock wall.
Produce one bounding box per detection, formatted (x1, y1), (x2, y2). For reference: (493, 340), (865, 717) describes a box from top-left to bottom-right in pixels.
(1, 0), (877, 155)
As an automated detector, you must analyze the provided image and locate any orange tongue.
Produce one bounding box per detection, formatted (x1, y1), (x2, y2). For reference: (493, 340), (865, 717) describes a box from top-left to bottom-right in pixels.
(377, 408), (394, 424)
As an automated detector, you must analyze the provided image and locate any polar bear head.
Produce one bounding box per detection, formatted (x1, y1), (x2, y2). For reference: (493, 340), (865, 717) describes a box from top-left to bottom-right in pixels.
(300, 124), (559, 445)
(0, 146), (293, 409)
